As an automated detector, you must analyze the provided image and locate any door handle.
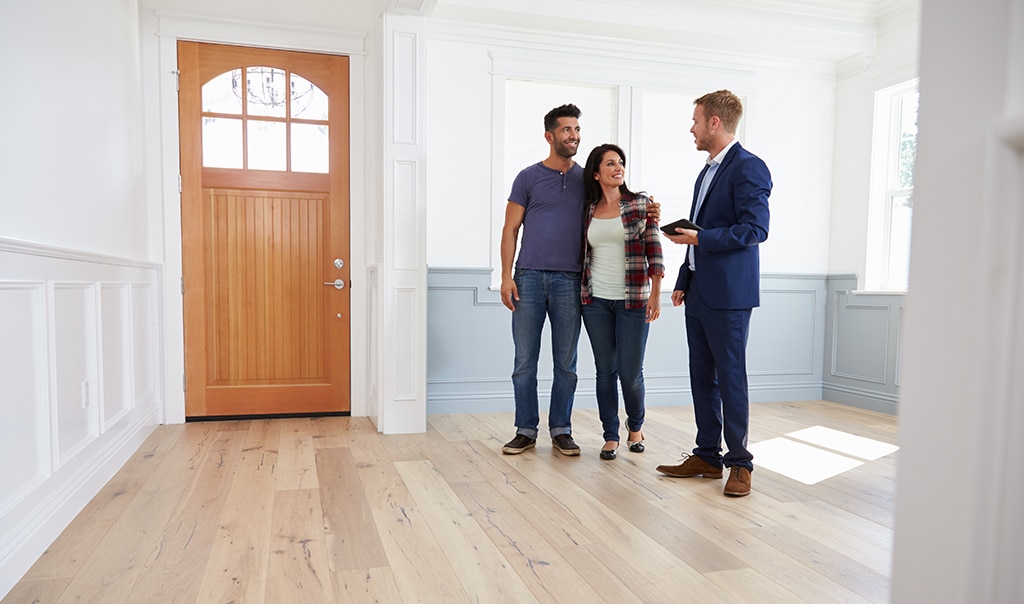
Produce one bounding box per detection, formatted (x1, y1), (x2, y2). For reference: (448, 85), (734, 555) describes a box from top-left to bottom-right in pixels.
(323, 279), (345, 289)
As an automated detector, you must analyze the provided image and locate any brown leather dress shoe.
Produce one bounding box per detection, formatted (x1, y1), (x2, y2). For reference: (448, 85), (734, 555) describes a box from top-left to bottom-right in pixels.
(656, 454), (723, 478)
(724, 467), (752, 497)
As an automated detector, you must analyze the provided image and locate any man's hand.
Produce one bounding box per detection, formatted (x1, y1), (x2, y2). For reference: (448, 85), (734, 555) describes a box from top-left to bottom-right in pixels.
(671, 290), (685, 306)
(664, 227), (699, 246)
(501, 277), (518, 311)
(647, 196), (662, 223)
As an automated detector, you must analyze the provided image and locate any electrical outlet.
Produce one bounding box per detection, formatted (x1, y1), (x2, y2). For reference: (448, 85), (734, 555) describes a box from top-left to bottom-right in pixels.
(81, 380), (90, 408)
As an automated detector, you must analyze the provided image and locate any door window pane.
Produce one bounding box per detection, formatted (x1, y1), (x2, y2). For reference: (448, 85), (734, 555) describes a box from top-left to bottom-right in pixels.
(248, 121), (286, 171)
(202, 117), (242, 168)
(291, 74), (328, 120)
(202, 70), (242, 115)
(291, 124), (329, 173)
(246, 66), (287, 118)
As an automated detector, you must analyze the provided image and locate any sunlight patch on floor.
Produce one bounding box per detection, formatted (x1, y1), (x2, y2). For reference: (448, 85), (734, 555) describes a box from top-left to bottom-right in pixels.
(749, 437), (864, 485)
(786, 425), (899, 460)
(750, 426), (899, 485)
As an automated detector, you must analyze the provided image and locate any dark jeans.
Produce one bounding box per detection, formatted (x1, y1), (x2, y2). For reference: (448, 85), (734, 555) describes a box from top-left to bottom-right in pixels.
(582, 297), (649, 442)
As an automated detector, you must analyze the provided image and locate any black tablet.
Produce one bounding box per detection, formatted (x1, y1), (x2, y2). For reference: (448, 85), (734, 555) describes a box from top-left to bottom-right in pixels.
(660, 217), (703, 235)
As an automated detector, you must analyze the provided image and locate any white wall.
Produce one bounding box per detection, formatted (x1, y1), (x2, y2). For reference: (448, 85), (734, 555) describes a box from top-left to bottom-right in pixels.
(424, 21), (840, 276)
(828, 6), (920, 281)
(0, 0), (148, 259)
(0, 0), (163, 597)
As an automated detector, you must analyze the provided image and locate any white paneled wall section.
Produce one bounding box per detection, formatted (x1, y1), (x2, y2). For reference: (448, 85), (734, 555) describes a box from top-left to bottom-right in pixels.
(380, 14), (428, 433)
(0, 239), (161, 596)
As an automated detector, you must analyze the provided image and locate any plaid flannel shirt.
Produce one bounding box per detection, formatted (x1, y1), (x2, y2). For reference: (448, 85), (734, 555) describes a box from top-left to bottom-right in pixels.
(581, 192), (665, 309)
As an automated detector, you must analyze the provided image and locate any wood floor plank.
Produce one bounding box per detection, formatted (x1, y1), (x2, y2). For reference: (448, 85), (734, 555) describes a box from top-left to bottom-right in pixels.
(452, 479), (612, 602)
(372, 504), (470, 603)
(394, 460), (537, 602)
(333, 567), (403, 603)
(706, 567), (815, 602)
(653, 493), (875, 603)
(496, 446), (734, 600)
(194, 423), (278, 604)
(265, 488), (334, 604)
(345, 423), (415, 510)
(310, 416), (357, 450)
(121, 517), (220, 604)
(5, 401), (898, 604)
(0, 577), (70, 604)
(746, 524), (889, 602)
(54, 487), (181, 604)
(275, 418), (320, 491)
(17, 424), (188, 584)
(315, 446), (390, 571)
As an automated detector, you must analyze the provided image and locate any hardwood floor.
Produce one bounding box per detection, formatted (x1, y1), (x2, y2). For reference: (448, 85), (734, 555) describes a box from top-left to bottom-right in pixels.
(3, 401), (897, 603)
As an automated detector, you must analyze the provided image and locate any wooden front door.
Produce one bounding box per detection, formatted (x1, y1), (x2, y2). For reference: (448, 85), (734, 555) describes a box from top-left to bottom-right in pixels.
(178, 42), (350, 417)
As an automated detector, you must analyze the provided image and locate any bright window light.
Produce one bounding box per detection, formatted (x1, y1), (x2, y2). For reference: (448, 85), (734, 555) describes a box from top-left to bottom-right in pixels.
(786, 425), (899, 461)
(749, 437), (864, 485)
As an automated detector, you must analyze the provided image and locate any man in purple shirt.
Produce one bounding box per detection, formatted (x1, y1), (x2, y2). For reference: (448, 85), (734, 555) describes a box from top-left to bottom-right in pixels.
(500, 104), (587, 456)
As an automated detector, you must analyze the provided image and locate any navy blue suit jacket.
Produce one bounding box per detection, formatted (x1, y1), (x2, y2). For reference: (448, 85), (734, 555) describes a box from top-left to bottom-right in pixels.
(674, 142), (771, 309)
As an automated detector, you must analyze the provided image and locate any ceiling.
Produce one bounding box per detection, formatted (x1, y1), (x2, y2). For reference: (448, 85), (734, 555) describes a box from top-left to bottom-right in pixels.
(411, 0), (919, 64)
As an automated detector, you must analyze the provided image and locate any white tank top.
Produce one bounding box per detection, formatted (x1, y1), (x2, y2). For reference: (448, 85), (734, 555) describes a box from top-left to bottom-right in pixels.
(587, 217), (626, 300)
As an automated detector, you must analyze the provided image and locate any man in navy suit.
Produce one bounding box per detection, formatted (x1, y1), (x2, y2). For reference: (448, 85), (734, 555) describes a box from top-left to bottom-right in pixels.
(656, 90), (771, 497)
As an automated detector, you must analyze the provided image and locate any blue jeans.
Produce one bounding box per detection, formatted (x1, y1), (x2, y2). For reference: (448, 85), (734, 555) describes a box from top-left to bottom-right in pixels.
(511, 269), (582, 439)
(582, 297), (649, 442)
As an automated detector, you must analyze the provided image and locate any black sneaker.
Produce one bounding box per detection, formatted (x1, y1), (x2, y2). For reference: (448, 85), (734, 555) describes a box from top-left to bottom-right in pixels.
(502, 434), (536, 455)
(552, 434), (581, 456)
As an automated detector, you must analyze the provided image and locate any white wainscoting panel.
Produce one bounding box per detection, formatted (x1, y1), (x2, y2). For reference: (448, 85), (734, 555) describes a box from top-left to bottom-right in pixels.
(394, 287), (417, 399)
(52, 284), (97, 468)
(0, 238), (161, 599)
(0, 283), (48, 516)
(101, 284), (130, 428)
(131, 283), (155, 408)
(393, 160), (418, 271)
(392, 31), (418, 144)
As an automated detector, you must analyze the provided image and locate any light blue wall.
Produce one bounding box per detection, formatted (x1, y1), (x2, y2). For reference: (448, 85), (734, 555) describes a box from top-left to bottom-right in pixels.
(822, 275), (905, 414)
(425, 268), (894, 416)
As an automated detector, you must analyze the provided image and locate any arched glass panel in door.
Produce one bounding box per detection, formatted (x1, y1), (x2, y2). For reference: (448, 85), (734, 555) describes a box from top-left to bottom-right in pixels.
(200, 66), (329, 174)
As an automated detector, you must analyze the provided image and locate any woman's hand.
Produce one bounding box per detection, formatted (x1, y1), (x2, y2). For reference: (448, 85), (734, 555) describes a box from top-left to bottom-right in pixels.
(646, 295), (661, 323)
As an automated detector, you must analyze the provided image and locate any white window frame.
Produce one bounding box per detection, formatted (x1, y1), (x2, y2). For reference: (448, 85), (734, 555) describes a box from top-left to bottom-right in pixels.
(867, 79), (919, 291)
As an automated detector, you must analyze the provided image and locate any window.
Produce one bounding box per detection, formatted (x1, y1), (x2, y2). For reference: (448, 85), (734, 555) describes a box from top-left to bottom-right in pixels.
(502, 79), (617, 195)
(868, 80), (918, 290)
(201, 67), (330, 173)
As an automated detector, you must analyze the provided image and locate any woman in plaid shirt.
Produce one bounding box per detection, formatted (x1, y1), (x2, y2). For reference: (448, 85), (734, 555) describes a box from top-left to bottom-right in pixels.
(580, 143), (665, 460)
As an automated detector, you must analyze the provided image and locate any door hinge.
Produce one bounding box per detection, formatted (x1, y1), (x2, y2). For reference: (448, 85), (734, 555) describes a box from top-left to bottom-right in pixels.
(182, 373), (187, 393)
(178, 174), (182, 194)
(173, 69), (180, 92)
(180, 275), (184, 295)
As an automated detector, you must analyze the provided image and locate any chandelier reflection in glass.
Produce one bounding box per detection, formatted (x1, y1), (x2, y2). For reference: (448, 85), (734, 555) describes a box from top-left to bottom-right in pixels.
(226, 66), (321, 119)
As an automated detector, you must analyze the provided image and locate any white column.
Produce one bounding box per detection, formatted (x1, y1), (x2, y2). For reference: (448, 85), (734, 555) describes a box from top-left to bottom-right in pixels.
(891, 0), (1024, 601)
(378, 13), (428, 433)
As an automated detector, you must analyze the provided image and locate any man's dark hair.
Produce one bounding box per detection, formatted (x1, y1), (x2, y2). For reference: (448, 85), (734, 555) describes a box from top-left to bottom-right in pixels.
(544, 104), (582, 132)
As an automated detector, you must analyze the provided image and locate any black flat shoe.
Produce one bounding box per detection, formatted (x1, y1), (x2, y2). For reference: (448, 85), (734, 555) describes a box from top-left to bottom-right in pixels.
(627, 431), (645, 453)
(600, 442), (618, 460)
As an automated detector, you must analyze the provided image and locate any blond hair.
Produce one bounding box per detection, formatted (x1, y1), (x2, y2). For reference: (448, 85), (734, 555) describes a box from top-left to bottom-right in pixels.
(694, 90), (743, 134)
